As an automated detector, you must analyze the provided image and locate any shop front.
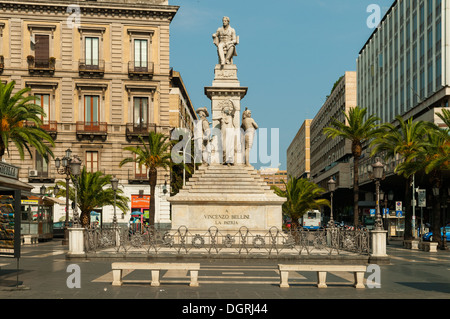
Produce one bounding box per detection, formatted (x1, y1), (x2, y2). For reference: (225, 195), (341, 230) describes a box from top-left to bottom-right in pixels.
(0, 162), (33, 257)
(131, 194), (150, 231)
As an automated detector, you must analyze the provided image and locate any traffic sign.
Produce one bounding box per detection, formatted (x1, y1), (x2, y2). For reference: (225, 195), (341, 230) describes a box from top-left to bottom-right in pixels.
(370, 209), (376, 217)
(383, 208), (389, 217)
(418, 189), (426, 207)
(396, 201), (402, 211)
(396, 211), (403, 217)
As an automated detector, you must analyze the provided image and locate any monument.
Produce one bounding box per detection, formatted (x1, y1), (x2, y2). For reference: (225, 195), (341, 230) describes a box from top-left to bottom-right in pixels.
(168, 17), (285, 233)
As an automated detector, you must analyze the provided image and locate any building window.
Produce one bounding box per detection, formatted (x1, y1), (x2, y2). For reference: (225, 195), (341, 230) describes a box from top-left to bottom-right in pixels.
(133, 97), (148, 129)
(85, 151), (98, 173)
(85, 37), (99, 67)
(134, 39), (148, 69)
(35, 151), (48, 177)
(34, 34), (50, 68)
(35, 93), (50, 123)
(84, 95), (99, 126)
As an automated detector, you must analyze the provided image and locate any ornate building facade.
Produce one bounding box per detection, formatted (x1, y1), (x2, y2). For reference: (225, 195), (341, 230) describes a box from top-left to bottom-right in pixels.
(0, 0), (196, 228)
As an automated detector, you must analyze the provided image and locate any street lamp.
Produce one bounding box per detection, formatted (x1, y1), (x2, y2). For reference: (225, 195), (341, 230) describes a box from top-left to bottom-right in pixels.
(372, 160), (384, 230)
(69, 155), (82, 227)
(55, 149), (76, 245)
(40, 184), (46, 196)
(111, 175), (119, 227)
(327, 177), (336, 228)
(53, 183), (59, 197)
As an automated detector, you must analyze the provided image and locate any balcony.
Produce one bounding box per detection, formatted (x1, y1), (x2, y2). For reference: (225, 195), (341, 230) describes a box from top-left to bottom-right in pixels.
(78, 59), (105, 76)
(127, 169), (149, 184)
(128, 61), (154, 78)
(76, 121), (108, 141)
(27, 57), (55, 75)
(125, 123), (160, 141)
(25, 120), (58, 139)
(28, 169), (55, 183)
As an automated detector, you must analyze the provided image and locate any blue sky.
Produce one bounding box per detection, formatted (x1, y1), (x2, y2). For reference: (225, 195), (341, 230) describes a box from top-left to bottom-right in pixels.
(169, 0), (394, 170)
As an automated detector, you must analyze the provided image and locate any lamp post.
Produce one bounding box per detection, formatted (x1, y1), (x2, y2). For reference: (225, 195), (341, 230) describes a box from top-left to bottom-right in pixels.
(380, 189), (389, 245)
(69, 155), (82, 227)
(327, 177), (336, 228)
(372, 160), (384, 231)
(111, 175), (119, 227)
(39, 185), (46, 223)
(55, 148), (75, 245)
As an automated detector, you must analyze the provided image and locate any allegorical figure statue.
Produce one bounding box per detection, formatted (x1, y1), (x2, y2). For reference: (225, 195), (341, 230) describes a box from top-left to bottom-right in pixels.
(212, 16), (238, 66)
(195, 107), (211, 165)
(241, 108), (258, 166)
(220, 103), (236, 165)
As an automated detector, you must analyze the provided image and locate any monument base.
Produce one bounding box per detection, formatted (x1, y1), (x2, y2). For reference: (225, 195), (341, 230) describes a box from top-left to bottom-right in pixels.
(168, 164), (285, 234)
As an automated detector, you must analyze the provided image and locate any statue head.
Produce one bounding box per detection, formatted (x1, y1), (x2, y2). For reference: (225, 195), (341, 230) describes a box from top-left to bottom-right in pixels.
(196, 107), (209, 118)
(242, 107), (251, 119)
(222, 16), (230, 26)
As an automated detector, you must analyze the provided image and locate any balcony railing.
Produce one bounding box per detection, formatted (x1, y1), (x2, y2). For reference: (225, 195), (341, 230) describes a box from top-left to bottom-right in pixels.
(126, 122), (161, 140)
(76, 121), (108, 141)
(25, 120), (58, 138)
(79, 59), (105, 75)
(128, 61), (154, 77)
(27, 58), (55, 75)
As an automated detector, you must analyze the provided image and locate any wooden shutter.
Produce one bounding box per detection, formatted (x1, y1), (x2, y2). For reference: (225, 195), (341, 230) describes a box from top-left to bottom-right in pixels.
(34, 34), (49, 67)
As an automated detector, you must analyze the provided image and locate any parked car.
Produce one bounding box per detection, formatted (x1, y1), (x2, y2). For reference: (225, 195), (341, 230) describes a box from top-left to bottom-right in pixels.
(53, 221), (73, 238)
(422, 226), (450, 242)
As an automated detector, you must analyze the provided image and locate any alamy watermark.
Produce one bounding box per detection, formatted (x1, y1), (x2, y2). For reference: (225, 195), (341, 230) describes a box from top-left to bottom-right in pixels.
(170, 123), (280, 167)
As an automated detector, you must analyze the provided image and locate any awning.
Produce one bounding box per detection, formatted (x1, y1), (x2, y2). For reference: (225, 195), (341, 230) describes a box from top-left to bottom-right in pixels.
(42, 196), (66, 205)
(0, 176), (33, 192)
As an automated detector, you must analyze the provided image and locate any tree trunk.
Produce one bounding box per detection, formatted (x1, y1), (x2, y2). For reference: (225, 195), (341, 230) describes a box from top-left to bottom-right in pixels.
(148, 168), (157, 227)
(431, 195), (442, 248)
(80, 211), (90, 228)
(353, 154), (360, 227)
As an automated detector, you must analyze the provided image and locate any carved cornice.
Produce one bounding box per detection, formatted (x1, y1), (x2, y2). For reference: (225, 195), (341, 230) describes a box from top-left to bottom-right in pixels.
(0, 1), (178, 22)
(204, 86), (248, 99)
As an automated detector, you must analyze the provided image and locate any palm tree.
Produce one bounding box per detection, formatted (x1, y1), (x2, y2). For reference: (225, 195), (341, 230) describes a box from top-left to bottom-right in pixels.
(272, 176), (329, 229)
(323, 106), (381, 227)
(54, 167), (129, 227)
(370, 116), (428, 241)
(119, 132), (173, 227)
(397, 113), (450, 247)
(0, 80), (55, 161)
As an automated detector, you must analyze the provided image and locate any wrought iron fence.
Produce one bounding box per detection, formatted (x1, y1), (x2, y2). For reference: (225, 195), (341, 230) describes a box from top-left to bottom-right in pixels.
(84, 225), (371, 256)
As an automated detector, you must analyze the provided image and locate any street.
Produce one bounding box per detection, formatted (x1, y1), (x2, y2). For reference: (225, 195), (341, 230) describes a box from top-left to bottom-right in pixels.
(0, 238), (449, 301)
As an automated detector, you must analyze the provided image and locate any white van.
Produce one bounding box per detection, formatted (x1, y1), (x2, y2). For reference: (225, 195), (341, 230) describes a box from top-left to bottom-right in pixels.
(299, 210), (322, 230)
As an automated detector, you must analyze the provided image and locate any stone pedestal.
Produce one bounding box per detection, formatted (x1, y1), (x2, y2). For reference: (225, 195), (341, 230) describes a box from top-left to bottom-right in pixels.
(68, 227), (85, 257)
(369, 230), (390, 264)
(205, 64), (247, 165)
(168, 164), (285, 233)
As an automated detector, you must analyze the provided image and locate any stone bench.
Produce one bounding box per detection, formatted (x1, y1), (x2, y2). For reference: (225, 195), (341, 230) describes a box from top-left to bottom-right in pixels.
(403, 239), (420, 250)
(22, 234), (38, 245)
(278, 264), (367, 289)
(111, 262), (200, 287)
(420, 242), (438, 252)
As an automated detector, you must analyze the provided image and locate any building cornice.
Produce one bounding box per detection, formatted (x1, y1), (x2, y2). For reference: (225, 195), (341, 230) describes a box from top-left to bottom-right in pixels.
(0, 1), (179, 22)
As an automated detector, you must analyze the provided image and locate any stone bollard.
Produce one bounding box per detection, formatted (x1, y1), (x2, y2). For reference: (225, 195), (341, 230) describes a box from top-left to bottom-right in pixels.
(369, 230), (389, 264)
(68, 227), (85, 257)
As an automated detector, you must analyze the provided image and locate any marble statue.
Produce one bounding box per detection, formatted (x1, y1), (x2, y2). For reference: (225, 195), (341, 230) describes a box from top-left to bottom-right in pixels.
(195, 107), (211, 165)
(241, 108), (258, 166)
(219, 102), (236, 165)
(212, 16), (238, 66)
